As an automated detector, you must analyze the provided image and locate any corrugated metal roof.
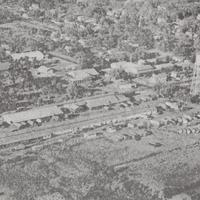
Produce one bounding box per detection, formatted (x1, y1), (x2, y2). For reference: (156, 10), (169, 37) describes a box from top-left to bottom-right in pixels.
(2, 105), (62, 124)
(86, 94), (128, 108)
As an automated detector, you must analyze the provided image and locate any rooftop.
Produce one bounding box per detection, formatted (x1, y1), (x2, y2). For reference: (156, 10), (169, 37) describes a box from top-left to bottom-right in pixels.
(111, 61), (155, 74)
(86, 94), (128, 108)
(20, 21), (60, 32)
(67, 68), (99, 81)
(154, 63), (175, 71)
(0, 62), (10, 71)
(49, 51), (78, 64)
(36, 192), (65, 200)
(2, 105), (62, 124)
(30, 66), (59, 78)
(11, 51), (44, 61)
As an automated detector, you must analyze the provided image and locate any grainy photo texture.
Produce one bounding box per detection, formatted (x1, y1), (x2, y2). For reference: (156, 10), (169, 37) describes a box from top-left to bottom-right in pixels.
(0, 0), (199, 199)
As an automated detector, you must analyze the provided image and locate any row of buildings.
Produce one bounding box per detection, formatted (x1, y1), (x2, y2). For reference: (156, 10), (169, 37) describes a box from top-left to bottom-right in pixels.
(0, 93), (129, 128)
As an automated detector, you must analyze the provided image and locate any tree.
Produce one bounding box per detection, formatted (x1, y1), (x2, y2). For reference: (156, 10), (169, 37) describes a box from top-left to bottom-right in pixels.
(109, 68), (131, 80)
(66, 82), (85, 99)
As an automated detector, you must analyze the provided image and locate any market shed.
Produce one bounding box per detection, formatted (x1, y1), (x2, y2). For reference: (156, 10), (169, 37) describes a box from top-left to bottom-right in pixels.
(86, 94), (128, 109)
(2, 105), (62, 125)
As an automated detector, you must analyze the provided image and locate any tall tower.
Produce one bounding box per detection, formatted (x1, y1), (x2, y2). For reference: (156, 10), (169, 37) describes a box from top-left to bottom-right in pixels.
(190, 53), (200, 96)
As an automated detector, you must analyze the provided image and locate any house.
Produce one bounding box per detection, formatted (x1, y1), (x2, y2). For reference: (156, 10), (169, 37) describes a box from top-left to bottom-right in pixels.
(30, 66), (58, 78)
(30, 3), (40, 10)
(2, 105), (63, 125)
(111, 61), (156, 76)
(67, 68), (99, 84)
(156, 55), (171, 64)
(11, 51), (44, 61)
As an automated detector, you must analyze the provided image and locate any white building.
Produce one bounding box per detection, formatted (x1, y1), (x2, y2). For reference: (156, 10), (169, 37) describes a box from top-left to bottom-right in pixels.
(11, 51), (44, 61)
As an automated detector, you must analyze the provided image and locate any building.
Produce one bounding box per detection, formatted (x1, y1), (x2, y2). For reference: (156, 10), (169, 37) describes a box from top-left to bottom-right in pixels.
(168, 193), (191, 200)
(30, 3), (40, 10)
(154, 63), (175, 72)
(117, 83), (133, 93)
(86, 94), (128, 110)
(111, 61), (156, 76)
(46, 58), (79, 75)
(37, 192), (65, 200)
(30, 66), (58, 79)
(19, 21), (60, 33)
(2, 105), (63, 125)
(49, 51), (78, 64)
(67, 68), (99, 84)
(11, 51), (44, 61)
(0, 62), (10, 73)
(16, 90), (42, 100)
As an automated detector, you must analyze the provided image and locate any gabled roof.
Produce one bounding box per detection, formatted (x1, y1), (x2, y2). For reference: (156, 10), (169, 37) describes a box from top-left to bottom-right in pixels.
(2, 105), (62, 124)
(68, 68), (99, 81)
(86, 94), (128, 108)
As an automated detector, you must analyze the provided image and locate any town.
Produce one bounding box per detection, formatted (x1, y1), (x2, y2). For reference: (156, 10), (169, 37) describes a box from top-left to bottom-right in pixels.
(0, 0), (200, 200)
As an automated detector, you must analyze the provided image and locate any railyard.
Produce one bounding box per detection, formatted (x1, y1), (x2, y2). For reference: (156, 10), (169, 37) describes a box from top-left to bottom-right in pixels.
(1, 0), (200, 200)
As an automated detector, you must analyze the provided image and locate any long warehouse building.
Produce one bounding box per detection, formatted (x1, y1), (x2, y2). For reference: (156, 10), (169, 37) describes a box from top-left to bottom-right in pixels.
(2, 105), (62, 125)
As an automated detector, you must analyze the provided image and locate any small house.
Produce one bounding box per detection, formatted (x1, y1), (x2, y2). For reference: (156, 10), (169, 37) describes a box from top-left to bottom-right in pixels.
(11, 51), (44, 61)
(30, 66), (57, 79)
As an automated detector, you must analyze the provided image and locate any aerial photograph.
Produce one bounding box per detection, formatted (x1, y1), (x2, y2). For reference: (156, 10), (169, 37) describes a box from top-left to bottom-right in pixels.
(1, 0), (200, 199)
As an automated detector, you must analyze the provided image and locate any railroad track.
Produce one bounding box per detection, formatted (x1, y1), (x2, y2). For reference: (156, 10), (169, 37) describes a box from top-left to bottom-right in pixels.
(0, 99), (165, 147)
(0, 109), (146, 146)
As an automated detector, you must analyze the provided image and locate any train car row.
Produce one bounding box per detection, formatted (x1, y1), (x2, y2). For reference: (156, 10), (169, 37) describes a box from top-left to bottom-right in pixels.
(0, 98), (168, 151)
(0, 109), (153, 151)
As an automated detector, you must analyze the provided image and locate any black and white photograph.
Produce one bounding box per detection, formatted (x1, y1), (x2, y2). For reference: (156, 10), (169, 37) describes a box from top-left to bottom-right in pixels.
(0, 0), (199, 199)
